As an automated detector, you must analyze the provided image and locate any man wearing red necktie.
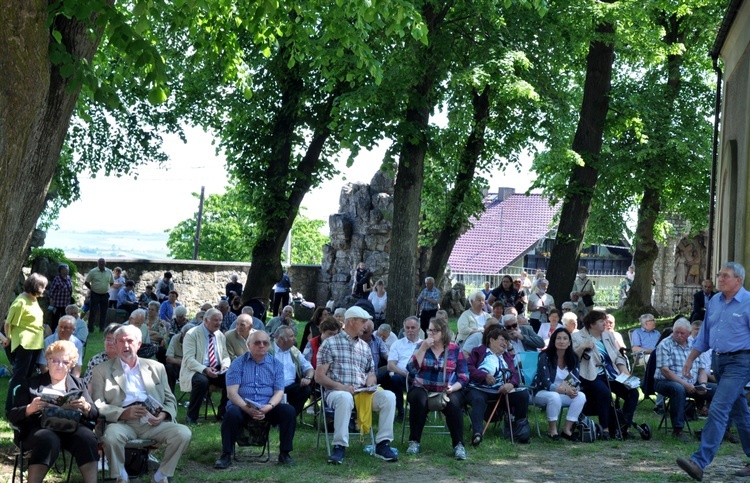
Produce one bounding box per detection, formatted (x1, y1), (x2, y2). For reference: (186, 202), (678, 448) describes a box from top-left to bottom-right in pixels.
(180, 308), (231, 424)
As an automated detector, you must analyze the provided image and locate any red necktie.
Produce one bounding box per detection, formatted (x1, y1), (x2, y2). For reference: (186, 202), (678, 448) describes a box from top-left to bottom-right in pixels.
(208, 333), (217, 368)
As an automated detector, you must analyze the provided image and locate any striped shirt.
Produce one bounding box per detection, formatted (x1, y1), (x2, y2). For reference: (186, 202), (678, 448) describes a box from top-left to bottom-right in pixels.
(226, 352), (284, 408)
(317, 331), (373, 388)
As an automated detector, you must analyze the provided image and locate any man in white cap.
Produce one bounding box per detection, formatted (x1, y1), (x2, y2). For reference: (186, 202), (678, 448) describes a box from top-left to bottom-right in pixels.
(315, 306), (398, 465)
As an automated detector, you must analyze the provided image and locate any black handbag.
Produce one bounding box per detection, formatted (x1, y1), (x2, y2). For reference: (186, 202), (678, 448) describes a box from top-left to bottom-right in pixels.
(40, 406), (81, 433)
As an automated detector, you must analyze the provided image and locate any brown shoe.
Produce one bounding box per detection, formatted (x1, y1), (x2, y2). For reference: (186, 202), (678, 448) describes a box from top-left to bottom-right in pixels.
(725, 430), (740, 444)
(736, 463), (750, 477)
(676, 458), (703, 481)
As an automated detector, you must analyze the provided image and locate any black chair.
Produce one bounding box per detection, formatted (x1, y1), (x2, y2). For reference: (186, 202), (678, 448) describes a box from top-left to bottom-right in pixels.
(10, 423), (74, 483)
(233, 419), (272, 463)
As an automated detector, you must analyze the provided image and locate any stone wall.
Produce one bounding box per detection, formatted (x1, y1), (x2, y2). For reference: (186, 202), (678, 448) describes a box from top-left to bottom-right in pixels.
(318, 170), (394, 307)
(66, 258), (320, 315)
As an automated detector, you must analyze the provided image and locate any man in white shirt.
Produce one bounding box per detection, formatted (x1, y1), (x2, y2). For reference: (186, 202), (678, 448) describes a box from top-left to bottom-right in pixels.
(387, 316), (422, 421)
(92, 324), (191, 483)
(270, 326), (314, 415)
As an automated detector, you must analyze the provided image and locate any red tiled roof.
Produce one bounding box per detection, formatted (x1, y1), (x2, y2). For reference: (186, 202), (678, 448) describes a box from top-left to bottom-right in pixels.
(447, 192), (559, 274)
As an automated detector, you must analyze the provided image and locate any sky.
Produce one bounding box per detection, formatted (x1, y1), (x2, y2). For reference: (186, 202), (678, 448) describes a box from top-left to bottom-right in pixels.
(44, 126), (537, 257)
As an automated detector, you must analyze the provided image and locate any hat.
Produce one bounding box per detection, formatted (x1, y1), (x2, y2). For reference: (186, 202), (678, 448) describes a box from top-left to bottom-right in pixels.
(344, 306), (373, 321)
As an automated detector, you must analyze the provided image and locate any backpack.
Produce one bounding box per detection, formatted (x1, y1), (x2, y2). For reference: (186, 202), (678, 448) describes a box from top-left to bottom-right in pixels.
(576, 414), (599, 443)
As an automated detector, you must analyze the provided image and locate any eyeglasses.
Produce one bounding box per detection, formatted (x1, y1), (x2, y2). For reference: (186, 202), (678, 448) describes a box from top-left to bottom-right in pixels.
(48, 359), (72, 366)
(252, 340), (271, 346)
(427, 328), (440, 333)
(105, 338), (115, 345)
(504, 324), (518, 329)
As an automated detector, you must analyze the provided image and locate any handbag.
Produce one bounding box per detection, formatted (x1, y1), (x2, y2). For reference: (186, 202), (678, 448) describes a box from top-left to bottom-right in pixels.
(425, 357), (450, 412)
(40, 406), (81, 433)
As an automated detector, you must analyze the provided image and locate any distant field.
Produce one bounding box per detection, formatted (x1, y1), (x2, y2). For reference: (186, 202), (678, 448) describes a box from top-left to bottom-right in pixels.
(44, 229), (170, 259)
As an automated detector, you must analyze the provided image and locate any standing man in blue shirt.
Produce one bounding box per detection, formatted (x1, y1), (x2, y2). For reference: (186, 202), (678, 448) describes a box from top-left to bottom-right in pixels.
(677, 262), (750, 480)
(416, 277), (441, 334)
(214, 330), (296, 469)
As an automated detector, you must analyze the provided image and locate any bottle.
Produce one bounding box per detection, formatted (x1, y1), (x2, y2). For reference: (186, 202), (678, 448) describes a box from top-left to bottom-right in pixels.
(363, 445), (398, 456)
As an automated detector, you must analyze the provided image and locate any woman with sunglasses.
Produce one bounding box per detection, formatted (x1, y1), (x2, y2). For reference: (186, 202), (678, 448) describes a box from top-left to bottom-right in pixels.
(8, 340), (99, 483)
(406, 317), (469, 460)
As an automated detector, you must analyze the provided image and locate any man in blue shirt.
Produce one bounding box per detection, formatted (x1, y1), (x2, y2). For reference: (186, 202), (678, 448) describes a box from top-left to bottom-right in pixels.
(214, 330), (296, 469)
(677, 262), (750, 480)
(116, 280), (139, 316)
(631, 313), (660, 355)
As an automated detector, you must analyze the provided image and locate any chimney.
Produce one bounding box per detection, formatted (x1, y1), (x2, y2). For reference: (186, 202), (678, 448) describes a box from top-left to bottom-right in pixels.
(497, 187), (516, 201)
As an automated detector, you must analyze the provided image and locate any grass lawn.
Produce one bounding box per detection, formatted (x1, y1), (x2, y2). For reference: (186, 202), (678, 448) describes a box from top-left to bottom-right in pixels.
(0, 320), (746, 482)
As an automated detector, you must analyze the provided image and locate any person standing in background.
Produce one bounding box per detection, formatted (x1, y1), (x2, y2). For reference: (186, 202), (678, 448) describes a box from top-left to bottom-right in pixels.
(84, 258), (113, 332)
(272, 268), (292, 317)
(46, 263), (73, 334)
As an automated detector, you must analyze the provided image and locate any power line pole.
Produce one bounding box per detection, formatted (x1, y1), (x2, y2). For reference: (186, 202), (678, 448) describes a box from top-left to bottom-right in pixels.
(193, 186), (205, 260)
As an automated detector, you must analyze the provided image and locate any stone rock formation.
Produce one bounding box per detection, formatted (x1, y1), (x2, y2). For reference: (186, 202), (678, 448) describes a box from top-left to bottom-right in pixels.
(318, 170), (394, 308)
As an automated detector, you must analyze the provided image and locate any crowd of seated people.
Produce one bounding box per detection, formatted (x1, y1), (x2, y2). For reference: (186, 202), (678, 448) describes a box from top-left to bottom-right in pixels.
(9, 266), (711, 480)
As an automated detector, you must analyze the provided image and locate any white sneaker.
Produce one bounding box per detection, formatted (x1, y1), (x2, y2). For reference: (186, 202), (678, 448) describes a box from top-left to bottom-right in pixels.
(406, 441), (420, 455)
(454, 443), (467, 460)
(102, 456), (109, 472)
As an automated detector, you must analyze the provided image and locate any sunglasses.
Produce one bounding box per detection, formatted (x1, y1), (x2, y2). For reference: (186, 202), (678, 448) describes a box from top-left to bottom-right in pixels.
(504, 323), (518, 329)
(252, 340), (271, 346)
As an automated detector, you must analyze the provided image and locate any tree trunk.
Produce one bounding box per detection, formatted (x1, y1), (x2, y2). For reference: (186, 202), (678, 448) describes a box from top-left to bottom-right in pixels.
(621, 13), (683, 319)
(420, 86), (491, 286)
(0, 3), (104, 311)
(622, 187), (661, 317)
(240, 53), (335, 305)
(386, 4), (449, 333)
(545, 20), (616, 306)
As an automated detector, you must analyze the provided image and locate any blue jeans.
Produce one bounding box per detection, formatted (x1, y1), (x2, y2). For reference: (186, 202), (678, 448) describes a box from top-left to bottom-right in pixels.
(692, 352), (750, 469)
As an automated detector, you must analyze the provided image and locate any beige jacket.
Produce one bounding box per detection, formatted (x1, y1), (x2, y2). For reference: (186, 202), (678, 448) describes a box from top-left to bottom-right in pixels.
(179, 324), (230, 392)
(572, 328), (627, 381)
(91, 357), (178, 422)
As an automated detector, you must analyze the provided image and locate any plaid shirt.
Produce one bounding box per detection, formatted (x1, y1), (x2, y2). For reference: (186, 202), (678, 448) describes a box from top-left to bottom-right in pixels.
(417, 287), (441, 311)
(47, 275), (72, 308)
(654, 335), (705, 382)
(221, 311), (237, 332)
(407, 342), (469, 392)
(317, 330), (373, 388)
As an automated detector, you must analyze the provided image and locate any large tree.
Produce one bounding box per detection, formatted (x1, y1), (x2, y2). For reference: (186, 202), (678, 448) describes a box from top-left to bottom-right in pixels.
(603, 2), (719, 318)
(541, 10), (617, 306)
(0, 1), (168, 311)
(383, 0), (549, 328)
(151, 1), (427, 304)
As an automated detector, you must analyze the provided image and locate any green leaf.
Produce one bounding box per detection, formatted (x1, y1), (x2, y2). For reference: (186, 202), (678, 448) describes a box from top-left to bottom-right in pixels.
(148, 86), (167, 105)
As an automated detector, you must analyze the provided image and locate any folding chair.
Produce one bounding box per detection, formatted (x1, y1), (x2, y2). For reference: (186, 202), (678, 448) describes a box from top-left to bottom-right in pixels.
(233, 419), (271, 463)
(317, 388), (375, 457)
(97, 419), (158, 481)
(10, 423), (74, 483)
(299, 383), (322, 428)
(400, 375), (450, 444)
(657, 396), (694, 435)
